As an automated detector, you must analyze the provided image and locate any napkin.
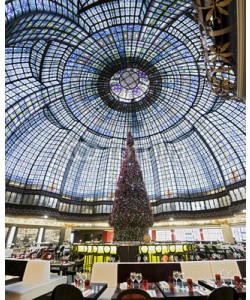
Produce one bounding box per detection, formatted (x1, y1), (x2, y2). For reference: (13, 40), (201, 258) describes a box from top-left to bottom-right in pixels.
(120, 282), (127, 290)
(82, 289), (94, 297)
(197, 289), (210, 296)
(159, 281), (169, 288)
(146, 290), (157, 297)
(203, 278), (215, 285)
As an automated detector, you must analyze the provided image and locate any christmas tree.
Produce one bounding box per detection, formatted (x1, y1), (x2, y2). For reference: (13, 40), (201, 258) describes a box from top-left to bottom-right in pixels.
(109, 132), (154, 241)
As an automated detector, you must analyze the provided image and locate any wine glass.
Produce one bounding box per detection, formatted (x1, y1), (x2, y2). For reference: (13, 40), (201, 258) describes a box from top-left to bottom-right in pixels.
(173, 271), (179, 287)
(178, 271), (185, 291)
(130, 272), (136, 288)
(136, 273), (142, 287)
(81, 272), (87, 285)
(228, 270), (235, 287)
(220, 269), (225, 285)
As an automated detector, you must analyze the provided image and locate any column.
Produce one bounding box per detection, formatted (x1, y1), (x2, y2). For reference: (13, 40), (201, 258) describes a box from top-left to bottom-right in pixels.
(236, 0), (246, 99)
(63, 227), (72, 243)
(6, 226), (17, 248)
(171, 229), (176, 241)
(199, 228), (204, 241)
(37, 228), (44, 244)
(221, 224), (234, 244)
(151, 230), (156, 242)
(102, 230), (114, 243)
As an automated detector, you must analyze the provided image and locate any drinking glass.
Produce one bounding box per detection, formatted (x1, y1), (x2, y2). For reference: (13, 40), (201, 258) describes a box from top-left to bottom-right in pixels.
(130, 272), (136, 288)
(85, 279), (90, 289)
(136, 273), (142, 287)
(173, 271), (179, 287)
(187, 278), (193, 292)
(142, 279), (148, 290)
(127, 277), (132, 288)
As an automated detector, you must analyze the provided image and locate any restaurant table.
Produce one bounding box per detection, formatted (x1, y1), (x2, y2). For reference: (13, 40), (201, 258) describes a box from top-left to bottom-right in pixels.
(111, 282), (164, 299)
(156, 282), (208, 300)
(50, 261), (75, 275)
(198, 279), (246, 298)
(72, 282), (107, 299)
(5, 275), (20, 285)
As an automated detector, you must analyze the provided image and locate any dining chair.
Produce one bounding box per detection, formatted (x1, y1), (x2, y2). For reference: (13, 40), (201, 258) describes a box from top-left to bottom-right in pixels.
(116, 288), (152, 300)
(65, 258), (84, 283)
(207, 286), (238, 300)
(50, 284), (84, 300)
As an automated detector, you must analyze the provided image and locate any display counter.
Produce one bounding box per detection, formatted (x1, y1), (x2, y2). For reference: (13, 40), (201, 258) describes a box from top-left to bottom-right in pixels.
(73, 242), (195, 269)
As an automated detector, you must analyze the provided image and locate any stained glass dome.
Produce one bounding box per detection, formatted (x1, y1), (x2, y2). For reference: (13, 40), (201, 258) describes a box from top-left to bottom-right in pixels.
(5, 0), (246, 221)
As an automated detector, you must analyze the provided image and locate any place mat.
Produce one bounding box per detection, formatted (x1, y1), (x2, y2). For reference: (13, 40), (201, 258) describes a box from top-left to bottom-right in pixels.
(202, 279), (216, 286)
(146, 290), (157, 297)
(82, 289), (94, 297)
(159, 281), (169, 288)
(196, 289), (210, 296)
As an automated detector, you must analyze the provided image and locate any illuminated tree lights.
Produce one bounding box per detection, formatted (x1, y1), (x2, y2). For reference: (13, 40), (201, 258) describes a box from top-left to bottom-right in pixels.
(109, 132), (154, 241)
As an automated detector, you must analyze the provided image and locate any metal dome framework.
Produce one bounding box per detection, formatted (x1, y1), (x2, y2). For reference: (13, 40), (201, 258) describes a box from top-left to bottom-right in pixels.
(5, 0), (245, 221)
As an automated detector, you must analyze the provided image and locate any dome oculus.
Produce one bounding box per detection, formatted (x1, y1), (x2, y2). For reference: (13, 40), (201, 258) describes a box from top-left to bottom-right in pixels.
(110, 68), (150, 103)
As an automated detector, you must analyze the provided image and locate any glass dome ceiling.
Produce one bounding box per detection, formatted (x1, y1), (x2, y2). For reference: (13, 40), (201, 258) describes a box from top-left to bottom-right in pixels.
(5, 0), (246, 221)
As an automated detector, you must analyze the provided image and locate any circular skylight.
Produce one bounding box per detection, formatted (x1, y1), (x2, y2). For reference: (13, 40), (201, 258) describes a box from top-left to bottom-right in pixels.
(110, 68), (150, 103)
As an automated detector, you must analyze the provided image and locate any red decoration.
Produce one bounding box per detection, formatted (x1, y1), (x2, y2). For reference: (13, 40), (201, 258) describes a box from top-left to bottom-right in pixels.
(187, 278), (193, 292)
(85, 279), (90, 289)
(169, 276), (175, 293)
(215, 274), (222, 286)
(234, 276), (241, 289)
(109, 132), (154, 241)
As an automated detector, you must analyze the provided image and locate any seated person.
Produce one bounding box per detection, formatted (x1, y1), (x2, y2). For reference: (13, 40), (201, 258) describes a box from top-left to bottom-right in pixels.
(161, 254), (170, 262)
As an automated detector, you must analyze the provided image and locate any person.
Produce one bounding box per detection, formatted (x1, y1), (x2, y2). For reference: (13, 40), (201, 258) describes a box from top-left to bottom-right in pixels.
(63, 241), (71, 255)
(59, 245), (65, 259)
(161, 254), (169, 262)
(54, 243), (60, 260)
(69, 250), (78, 261)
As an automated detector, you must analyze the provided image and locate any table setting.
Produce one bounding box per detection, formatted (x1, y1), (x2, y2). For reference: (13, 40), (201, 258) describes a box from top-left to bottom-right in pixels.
(156, 271), (210, 299)
(72, 278), (107, 299)
(112, 271), (164, 299)
(198, 273), (246, 298)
